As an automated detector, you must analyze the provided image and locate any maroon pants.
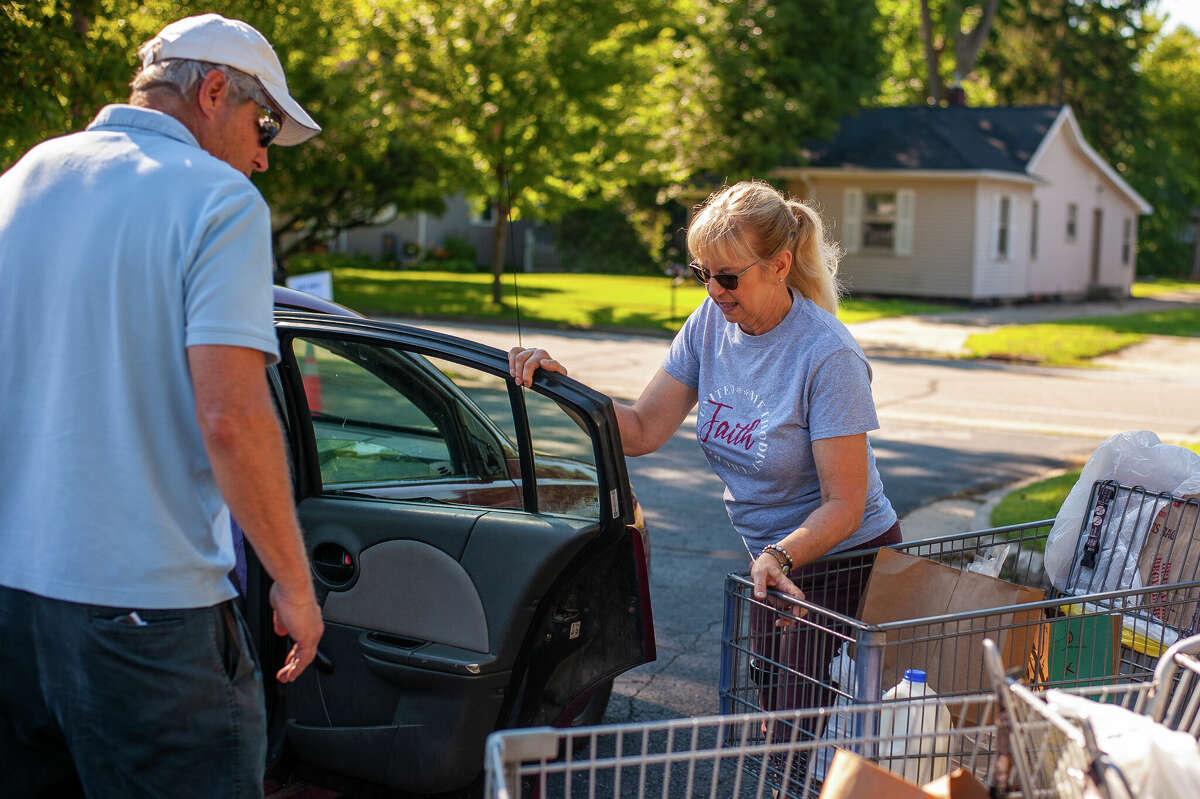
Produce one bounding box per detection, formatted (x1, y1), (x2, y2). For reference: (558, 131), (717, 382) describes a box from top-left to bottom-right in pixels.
(749, 522), (902, 720)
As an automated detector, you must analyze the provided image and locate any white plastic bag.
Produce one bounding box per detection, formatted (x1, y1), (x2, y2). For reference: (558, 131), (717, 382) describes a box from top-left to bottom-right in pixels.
(967, 544), (1012, 579)
(1045, 431), (1200, 594)
(1045, 689), (1200, 799)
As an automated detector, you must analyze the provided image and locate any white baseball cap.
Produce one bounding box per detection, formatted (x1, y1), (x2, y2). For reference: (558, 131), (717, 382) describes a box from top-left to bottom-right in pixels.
(141, 13), (320, 146)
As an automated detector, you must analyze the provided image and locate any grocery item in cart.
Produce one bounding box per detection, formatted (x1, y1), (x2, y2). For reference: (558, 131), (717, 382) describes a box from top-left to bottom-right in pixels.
(812, 643), (858, 782)
(857, 548), (1044, 712)
(1135, 494), (1200, 632)
(1043, 689), (1200, 799)
(1044, 430), (1200, 596)
(879, 669), (953, 785)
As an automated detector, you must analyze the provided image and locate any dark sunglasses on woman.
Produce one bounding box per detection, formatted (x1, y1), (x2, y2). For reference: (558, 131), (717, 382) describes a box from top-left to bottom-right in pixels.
(689, 260), (761, 291)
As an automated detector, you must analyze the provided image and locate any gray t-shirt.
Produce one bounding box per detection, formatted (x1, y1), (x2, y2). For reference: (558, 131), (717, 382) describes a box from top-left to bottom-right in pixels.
(0, 105), (279, 608)
(662, 293), (896, 558)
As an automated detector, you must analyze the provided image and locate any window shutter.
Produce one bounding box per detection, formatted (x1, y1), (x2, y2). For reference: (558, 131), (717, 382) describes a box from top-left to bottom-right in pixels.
(895, 189), (915, 256)
(842, 188), (862, 254)
(991, 195), (1002, 261)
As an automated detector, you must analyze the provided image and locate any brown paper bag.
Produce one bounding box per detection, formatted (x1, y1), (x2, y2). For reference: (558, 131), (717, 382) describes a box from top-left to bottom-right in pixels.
(1136, 498), (1200, 634)
(817, 750), (930, 799)
(922, 768), (991, 799)
(858, 548), (1045, 722)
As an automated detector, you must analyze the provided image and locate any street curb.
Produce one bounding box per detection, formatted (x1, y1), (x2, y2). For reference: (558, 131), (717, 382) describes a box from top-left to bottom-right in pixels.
(968, 466), (1080, 530)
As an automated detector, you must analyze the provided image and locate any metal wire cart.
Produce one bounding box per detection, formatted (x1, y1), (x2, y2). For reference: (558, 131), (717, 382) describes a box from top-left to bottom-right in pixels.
(484, 692), (1004, 799)
(483, 482), (1200, 797)
(984, 633), (1200, 798)
(722, 482), (1200, 721)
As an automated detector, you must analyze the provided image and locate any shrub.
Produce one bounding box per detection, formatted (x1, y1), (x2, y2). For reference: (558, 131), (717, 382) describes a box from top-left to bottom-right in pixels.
(555, 205), (658, 274)
(285, 252), (375, 275)
(439, 234), (478, 264)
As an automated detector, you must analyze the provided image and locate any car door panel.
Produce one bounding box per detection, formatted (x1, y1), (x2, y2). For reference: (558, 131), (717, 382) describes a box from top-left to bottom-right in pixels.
(268, 316), (652, 793)
(322, 538), (489, 652)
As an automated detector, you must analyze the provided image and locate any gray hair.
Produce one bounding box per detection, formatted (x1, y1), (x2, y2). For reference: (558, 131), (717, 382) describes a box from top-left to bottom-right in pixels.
(131, 54), (269, 109)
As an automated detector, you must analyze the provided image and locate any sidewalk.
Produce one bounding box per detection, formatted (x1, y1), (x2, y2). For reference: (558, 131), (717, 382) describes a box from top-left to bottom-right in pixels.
(845, 290), (1200, 360)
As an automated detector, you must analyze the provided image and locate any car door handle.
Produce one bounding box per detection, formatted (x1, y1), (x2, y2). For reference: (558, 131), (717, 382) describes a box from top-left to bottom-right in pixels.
(314, 647), (335, 675)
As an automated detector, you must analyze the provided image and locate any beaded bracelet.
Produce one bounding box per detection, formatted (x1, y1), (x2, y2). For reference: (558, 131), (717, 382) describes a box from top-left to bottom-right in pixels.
(762, 543), (793, 574)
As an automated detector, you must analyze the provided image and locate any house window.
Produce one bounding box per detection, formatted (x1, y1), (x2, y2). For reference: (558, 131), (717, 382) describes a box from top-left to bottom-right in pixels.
(862, 192), (897, 249)
(995, 195), (1012, 260)
(1067, 203), (1078, 242)
(1122, 218), (1132, 264)
(470, 201), (495, 227)
(1031, 200), (1039, 259)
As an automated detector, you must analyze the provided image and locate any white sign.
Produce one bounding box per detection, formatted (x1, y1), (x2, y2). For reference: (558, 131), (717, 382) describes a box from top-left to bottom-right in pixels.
(285, 270), (334, 301)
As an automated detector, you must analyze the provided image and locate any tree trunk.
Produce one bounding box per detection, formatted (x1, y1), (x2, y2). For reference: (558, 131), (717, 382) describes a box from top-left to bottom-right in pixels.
(490, 163), (509, 305)
(919, 0), (944, 104)
(1053, 6), (1067, 106)
(953, 0), (999, 82)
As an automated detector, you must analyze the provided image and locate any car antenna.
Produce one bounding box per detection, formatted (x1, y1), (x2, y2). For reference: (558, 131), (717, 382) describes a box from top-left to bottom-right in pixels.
(502, 163), (523, 348)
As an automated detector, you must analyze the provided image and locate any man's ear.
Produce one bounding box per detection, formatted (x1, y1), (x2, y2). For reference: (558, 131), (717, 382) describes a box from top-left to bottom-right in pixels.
(196, 69), (230, 121)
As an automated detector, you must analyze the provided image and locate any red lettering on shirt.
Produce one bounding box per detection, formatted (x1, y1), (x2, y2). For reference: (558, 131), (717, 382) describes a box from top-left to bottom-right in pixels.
(699, 400), (761, 451)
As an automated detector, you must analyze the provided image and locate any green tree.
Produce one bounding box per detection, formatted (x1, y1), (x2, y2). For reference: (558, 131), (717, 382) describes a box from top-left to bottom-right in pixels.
(693, 0), (885, 176)
(374, 0), (706, 303)
(1124, 26), (1200, 277)
(876, 0), (931, 105)
(1, 1), (171, 169)
(980, 0), (1155, 159)
(1, 1), (451, 266)
(236, 1), (452, 263)
(915, 0), (1000, 104)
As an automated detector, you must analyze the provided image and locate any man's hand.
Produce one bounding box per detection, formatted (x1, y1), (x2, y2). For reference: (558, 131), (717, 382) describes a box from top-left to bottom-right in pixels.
(269, 581), (324, 683)
(750, 553), (807, 626)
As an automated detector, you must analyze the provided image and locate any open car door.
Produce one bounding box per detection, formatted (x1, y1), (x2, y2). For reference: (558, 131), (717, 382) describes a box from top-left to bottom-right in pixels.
(248, 314), (654, 793)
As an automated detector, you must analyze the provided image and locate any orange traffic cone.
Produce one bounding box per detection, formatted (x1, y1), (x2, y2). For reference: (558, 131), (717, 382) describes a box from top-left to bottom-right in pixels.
(300, 341), (322, 412)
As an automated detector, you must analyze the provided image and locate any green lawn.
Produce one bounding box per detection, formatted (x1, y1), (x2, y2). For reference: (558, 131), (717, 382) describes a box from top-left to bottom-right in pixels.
(322, 268), (951, 332)
(963, 308), (1200, 366)
(990, 442), (1200, 529)
(1132, 278), (1200, 297)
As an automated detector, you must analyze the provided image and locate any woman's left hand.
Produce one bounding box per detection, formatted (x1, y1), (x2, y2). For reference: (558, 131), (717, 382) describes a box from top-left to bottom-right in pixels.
(750, 553), (807, 625)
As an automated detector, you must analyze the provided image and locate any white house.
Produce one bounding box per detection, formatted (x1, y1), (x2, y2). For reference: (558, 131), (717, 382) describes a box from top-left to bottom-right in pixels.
(776, 105), (1152, 301)
(326, 193), (560, 271)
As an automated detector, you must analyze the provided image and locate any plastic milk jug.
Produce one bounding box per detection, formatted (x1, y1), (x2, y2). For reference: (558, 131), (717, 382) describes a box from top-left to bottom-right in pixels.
(812, 643), (858, 782)
(878, 669), (953, 785)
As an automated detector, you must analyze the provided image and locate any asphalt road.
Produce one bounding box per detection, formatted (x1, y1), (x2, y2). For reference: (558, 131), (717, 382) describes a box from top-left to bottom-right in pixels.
(392, 318), (1200, 724)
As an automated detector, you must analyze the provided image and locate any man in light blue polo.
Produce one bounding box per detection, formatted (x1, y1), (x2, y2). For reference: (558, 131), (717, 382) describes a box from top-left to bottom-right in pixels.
(0, 14), (324, 796)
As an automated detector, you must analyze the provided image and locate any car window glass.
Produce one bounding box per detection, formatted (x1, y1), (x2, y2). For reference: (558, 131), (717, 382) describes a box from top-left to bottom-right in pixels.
(292, 338), (516, 508)
(522, 389), (601, 522)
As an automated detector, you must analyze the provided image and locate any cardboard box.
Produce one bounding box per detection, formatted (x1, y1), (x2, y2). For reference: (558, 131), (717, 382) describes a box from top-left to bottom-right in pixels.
(817, 751), (990, 799)
(817, 750), (930, 799)
(1136, 498), (1200, 634)
(922, 768), (991, 799)
(1028, 612), (1121, 688)
(858, 548), (1045, 721)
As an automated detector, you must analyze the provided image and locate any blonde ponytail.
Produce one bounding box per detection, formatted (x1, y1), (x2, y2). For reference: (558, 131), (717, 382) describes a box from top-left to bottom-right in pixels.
(785, 199), (842, 315)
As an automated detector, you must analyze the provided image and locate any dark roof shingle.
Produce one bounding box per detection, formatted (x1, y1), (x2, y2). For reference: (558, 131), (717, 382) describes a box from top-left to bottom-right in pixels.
(802, 106), (1062, 172)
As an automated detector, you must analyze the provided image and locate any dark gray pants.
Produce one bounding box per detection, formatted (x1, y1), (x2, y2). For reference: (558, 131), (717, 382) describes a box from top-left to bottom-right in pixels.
(0, 585), (267, 798)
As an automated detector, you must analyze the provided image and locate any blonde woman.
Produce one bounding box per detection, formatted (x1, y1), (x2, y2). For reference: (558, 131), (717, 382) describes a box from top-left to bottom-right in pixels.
(510, 180), (899, 710)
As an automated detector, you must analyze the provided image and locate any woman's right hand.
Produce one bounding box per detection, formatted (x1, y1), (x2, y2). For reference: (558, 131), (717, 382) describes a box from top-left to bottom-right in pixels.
(508, 347), (569, 387)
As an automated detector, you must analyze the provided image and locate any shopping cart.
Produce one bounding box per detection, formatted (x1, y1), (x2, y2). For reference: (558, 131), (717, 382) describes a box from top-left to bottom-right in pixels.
(484, 691), (1004, 799)
(984, 633), (1200, 799)
(721, 482), (1200, 723)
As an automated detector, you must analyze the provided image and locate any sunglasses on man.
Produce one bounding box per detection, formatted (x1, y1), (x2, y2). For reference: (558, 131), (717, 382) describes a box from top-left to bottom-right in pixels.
(689, 260), (762, 291)
(257, 106), (283, 148)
